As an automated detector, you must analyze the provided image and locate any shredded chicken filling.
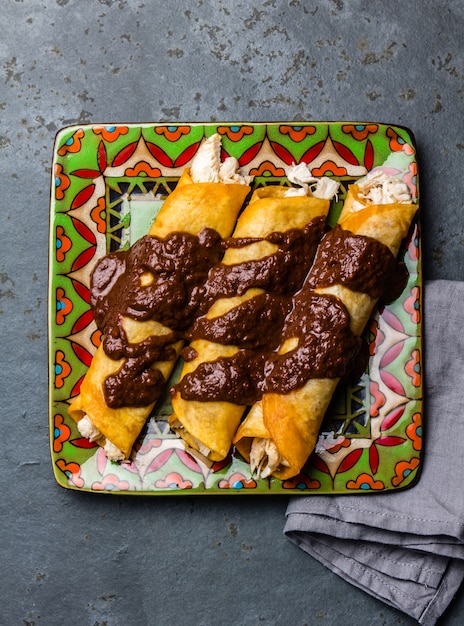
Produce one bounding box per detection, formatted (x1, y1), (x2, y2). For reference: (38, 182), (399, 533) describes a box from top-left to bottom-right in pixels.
(354, 170), (412, 207)
(190, 134), (253, 185)
(249, 438), (290, 478)
(77, 415), (125, 462)
(285, 162), (340, 199)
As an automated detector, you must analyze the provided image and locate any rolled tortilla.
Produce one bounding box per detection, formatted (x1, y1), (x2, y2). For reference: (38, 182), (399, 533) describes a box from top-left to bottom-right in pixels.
(169, 171), (339, 463)
(234, 170), (418, 479)
(68, 134), (251, 460)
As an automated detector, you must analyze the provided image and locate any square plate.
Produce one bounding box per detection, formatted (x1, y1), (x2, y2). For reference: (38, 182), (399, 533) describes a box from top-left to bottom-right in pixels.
(49, 122), (422, 494)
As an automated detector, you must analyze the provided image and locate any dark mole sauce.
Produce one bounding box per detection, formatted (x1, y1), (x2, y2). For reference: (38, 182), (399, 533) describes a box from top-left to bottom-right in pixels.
(306, 224), (409, 303)
(91, 217), (408, 408)
(91, 228), (223, 408)
(175, 292), (368, 404)
(90, 217), (326, 408)
(188, 293), (292, 351)
(175, 225), (408, 405)
(262, 292), (368, 394)
(204, 217), (327, 301)
(91, 228), (224, 336)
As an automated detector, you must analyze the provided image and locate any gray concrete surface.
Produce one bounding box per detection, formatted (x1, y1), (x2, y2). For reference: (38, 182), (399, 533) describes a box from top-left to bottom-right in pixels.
(1, 1), (463, 624)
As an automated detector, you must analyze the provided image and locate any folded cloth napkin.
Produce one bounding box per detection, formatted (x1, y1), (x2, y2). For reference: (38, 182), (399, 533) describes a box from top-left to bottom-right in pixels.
(285, 280), (464, 625)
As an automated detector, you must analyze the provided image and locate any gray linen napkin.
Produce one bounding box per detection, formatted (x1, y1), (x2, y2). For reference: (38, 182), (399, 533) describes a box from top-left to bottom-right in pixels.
(285, 280), (464, 625)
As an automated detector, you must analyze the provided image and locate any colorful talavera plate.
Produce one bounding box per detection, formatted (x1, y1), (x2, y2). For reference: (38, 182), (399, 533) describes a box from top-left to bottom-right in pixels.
(49, 122), (422, 495)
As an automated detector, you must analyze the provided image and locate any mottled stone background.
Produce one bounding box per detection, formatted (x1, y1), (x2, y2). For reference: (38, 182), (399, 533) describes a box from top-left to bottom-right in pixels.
(1, 1), (463, 625)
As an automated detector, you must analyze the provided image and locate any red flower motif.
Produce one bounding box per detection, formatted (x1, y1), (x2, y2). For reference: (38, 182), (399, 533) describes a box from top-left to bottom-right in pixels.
(370, 380), (386, 417)
(405, 348), (421, 387)
(92, 474), (131, 491)
(70, 436), (98, 450)
(311, 160), (348, 177)
(322, 436), (351, 454)
(113, 141), (138, 167)
(381, 307), (405, 333)
(249, 160), (286, 177)
(90, 197), (106, 234)
(386, 127), (415, 156)
(381, 405), (405, 431)
(375, 435), (406, 447)
(56, 225), (72, 262)
(154, 126), (191, 141)
(392, 457), (420, 487)
(217, 125), (254, 141)
(404, 286), (421, 324)
(155, 472), (193, 490)
(72, 310), (94, 337)
(406, 222), (420, 261)
(282, 474), (321, 490)
(406, 413), (422, 451)
(404, 161), (418, 199)
(218, 472), (257, 490)
(364, 139), (374, 170)
(369, 443), (380, 474)
(57, 128), (85, 156)
(53, 414), (71, 452)
(342, 124), (378, 140)
(56, 459), (84, 488)
(379, 341), (405, 369)
(54, 350), (71, 389)
(346, 473), (385, 491)
(336, 448), (363, 473)
(368, 318), (385, 356)
(279, 125), (317, 142)
(124, 161), (162, 177)
(54, 163), (71, 200)
(380, 370), (405, 396)
(91, 328), (102, 349)
(70, 183), (96, 210)
(134, 437), (163, 456)
(93, 125), (129, 142)
(56, 287), (73, 325)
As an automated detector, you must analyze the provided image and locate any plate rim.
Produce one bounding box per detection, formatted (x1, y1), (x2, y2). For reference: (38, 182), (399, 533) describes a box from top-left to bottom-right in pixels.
(48, 120), (422, 495)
